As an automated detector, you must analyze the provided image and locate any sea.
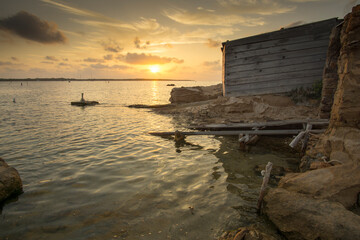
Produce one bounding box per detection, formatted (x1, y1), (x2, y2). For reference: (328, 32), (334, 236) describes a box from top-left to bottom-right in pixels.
(0, 80), (296, 239)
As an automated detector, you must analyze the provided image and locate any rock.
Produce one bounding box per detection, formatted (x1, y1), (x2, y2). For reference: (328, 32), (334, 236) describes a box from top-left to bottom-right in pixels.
(169, 84), (222, 103)
(319, 22), (341, 118)
(263, 188), (360, 240)
(308, 161), (331, 170)
(278, 164), (360, 209)
(218, 226), (278, 240)
(330, 5), (360, 129)
(0, 157), (23, 203)
(254, 164), (287, 177)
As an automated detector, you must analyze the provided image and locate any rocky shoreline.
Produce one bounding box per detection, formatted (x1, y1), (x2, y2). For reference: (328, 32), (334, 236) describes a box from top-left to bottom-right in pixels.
(144, 5), (360, 240)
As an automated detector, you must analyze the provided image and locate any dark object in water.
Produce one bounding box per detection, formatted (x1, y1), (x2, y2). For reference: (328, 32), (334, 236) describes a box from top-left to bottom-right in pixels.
(167, 84), (175, 86)
(127, 104), (170, 109)
(71, 101), (99, 106)
(71, 93), (99, 106)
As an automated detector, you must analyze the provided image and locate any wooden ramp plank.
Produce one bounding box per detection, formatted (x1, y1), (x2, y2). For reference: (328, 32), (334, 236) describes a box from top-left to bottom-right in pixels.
(191, 119), (329, 130)
(149, 129), (325, 137)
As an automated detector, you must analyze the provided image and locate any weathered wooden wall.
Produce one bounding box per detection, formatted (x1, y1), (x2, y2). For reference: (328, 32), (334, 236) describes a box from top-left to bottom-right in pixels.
(222, 18), (341, 96)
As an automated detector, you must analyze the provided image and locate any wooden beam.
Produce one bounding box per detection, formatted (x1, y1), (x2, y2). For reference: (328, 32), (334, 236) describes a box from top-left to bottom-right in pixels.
(149, 129), (325, 137)
(192, 119), (328, 130)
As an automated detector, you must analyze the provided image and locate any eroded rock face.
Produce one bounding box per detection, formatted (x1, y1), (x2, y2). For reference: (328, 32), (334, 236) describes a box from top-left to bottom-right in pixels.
(0, 158), (23, 203)
(330, 5), (360, 129)
(264, 188), (360, 240)
(319, 24), (341, 118)
(169, 84), (222, 104)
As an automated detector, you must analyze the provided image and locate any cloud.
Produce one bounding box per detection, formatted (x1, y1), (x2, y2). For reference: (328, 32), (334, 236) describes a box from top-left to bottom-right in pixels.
(0, 11), (67, 44)
(41, 0), (102, 18)
(134, 36), (150, 49)
(103, 54), (113, 60)
(58, 62), (70, 66)
(90, 63), (130, 70)
(203, 60), (220, 67)
(217, 0), (295, 15)
(42, 0), (136, 31)
(100, 39), (123, 53)
(41, 61), (54, 64)
(83, 57), (104, 63)
(0, 61), (13, 66)
(283, 21), (306, 28)
(45, 56), (58, 61)
(119, 53), (184, 65)
(163, 8), (264, 26)
(203, 60), (221, 71)
(206, 39), (221, 48)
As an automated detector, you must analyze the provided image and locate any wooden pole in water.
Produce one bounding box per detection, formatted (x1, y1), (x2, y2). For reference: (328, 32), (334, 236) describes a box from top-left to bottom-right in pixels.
(257, 162), (273, 214)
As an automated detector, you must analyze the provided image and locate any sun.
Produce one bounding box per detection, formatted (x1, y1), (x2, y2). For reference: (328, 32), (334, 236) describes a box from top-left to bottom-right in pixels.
(149, 65), (160, 73)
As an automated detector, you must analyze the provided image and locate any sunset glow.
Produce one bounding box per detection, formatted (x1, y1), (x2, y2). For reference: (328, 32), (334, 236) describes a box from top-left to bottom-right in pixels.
(0, 0), (355, 81)
(149, 65), (160, 73)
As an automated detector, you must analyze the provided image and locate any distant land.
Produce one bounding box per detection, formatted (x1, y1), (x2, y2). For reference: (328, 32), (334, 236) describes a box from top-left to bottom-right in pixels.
(0, 78), (194, 82)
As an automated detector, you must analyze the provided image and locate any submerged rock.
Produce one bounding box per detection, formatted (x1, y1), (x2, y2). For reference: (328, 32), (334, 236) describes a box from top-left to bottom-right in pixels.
(0, 158), (23, 203)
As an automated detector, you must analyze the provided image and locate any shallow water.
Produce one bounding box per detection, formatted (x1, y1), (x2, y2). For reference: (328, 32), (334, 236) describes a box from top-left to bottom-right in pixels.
(0, 81), (296, 239)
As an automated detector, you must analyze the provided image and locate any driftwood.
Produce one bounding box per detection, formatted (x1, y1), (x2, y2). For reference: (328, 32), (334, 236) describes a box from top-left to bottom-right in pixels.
(257, 162), (273, 214)
(150, 129), (324, 137)
(239, 134), (260, 150)
(289, 124), (312, 148)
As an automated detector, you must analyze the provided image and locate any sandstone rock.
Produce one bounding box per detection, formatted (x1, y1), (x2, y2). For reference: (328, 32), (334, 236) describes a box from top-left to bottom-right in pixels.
(278, 164), (360, 209)
(308, 161), (331, 170)
(330, 5), (360, 129)
(169, 84), (222, 103)
(319, 23), (341, 119)
(0, 157), (23, 203)
(263, 188), (360, 240)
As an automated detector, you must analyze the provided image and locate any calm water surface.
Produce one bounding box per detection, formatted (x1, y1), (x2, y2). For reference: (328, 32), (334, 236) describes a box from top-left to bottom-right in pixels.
(0, 81), (295, 239)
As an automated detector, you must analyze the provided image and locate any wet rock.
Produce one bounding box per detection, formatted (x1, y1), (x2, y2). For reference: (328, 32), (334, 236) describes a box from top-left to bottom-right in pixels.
(169, 84), (222, 103)
(0, 157), (23, 203)
(263, 188), (360, 240)
(218, 226), (278, 240)
(254, 164), (287, 177)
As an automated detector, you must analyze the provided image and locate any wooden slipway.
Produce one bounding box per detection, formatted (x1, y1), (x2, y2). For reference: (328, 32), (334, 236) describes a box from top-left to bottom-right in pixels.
(191, 119), (329, 130)
(149, 119), (328, 137)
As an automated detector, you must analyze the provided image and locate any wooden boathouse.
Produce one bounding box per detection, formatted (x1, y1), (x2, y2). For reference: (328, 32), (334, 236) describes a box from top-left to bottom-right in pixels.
(222, 18), (342, 97)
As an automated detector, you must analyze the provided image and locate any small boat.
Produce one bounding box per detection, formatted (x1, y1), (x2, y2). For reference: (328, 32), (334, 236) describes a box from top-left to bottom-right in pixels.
(167, 84), (175, 86)
(71, 93), (99, 106)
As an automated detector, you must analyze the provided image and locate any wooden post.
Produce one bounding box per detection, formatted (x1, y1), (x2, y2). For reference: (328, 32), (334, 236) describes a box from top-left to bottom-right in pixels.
(301, 124), (313, 153)
(257, 162), (273, 214)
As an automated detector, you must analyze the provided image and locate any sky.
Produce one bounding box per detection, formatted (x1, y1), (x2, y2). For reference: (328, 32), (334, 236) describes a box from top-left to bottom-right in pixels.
(0, 0), (358, 81)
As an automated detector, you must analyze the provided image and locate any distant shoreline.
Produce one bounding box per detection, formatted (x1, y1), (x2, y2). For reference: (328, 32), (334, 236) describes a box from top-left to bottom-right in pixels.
(0, 78), (195, 82)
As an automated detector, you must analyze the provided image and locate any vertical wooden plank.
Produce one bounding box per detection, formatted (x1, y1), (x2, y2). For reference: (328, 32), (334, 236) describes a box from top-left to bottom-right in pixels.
(222, 43), (227, 96)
